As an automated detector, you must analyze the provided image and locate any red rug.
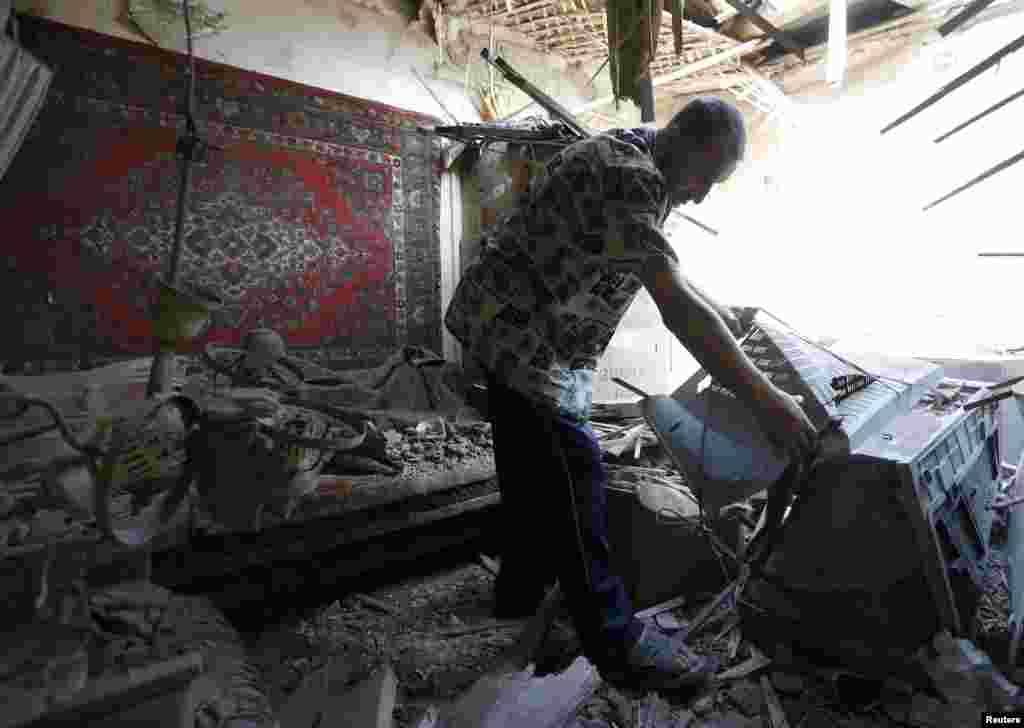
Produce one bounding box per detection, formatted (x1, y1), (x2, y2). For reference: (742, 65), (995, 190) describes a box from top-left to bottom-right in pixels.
(0, 15), (443, 369)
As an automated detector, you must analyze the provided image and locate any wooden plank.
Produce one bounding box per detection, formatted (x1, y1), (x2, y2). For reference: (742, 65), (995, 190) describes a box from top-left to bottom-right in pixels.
(716, 650), (772, 681)
(279, 661), (396, 728)
(671, 0), (685, 56)
(714, 0), (805, 58)
(444, 656), (600, 728)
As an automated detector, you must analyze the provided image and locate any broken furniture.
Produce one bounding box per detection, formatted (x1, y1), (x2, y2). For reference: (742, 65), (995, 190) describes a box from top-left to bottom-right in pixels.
(662, 309), (943, 515)
(611, 307), (1012, 678)
(742, 375), (1004, 677)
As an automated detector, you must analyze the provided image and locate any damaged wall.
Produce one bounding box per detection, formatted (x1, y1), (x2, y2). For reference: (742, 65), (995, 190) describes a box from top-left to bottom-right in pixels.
(13, 0), (484, 122)
(12, 0), (612, 127)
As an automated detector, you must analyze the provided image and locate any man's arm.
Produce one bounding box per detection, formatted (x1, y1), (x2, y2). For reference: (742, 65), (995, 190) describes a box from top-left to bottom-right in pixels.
(677, 274), (742, 337)
(637, 258), (772, 406)
(634, 253), (817, 460)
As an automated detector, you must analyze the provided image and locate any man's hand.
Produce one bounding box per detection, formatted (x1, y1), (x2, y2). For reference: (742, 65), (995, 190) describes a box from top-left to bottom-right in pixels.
(752, 386), (818, 463)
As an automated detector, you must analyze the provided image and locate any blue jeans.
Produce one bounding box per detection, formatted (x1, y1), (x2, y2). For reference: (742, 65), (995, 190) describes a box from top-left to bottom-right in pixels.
(486, 372), (643, 669)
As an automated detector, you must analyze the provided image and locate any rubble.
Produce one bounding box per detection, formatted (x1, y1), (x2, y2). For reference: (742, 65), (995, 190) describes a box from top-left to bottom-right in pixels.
(726, 679), (763, 715)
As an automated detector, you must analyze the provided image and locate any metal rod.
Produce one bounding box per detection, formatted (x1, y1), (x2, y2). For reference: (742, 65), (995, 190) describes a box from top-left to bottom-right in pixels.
(612, 377), (650, 399)
(979, 252), (1024, 257)
(923, 148), (1024, 211)
(480, 48), (591, 139)
(938, 0), (999, 36)
(411, 66), (460, 124)
(882, 32), (1024, 135)
(674, 211), (719, 236)
(935, 87), (1024, 143)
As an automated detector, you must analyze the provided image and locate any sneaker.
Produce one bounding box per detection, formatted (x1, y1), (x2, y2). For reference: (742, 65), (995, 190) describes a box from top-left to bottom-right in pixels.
(601, 622), (720, 691)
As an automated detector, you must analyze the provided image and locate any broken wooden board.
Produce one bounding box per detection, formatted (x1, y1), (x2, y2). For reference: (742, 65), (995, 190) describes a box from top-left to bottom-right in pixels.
(278, 658), (396, 728)
(716, 650), (772, 681)
(442, 657), (600, 728)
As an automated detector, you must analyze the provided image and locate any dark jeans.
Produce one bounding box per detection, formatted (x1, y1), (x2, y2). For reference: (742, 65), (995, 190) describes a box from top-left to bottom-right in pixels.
(486, 372), (644, 669)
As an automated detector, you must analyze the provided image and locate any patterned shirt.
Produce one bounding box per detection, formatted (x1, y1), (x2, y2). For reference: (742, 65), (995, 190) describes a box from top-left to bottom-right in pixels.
(445, 128), (678, 422)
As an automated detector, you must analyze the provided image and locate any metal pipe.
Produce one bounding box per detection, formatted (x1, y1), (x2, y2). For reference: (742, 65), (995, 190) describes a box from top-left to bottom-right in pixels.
(923, 148), (1024, 211)
(675, 212), (719, 236)
(881, 32), (1024, 135)
(934, 87), (1024, 143)
(612, 377), (650, 399)
(480, 48), (591, 139)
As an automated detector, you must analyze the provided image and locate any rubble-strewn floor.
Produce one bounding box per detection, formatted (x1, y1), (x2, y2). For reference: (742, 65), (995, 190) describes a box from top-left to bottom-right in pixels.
(238, 529), (1019, 728)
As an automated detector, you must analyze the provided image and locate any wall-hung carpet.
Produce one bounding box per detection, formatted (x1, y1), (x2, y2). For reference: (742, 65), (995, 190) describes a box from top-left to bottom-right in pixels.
(0, 15), (443, 370)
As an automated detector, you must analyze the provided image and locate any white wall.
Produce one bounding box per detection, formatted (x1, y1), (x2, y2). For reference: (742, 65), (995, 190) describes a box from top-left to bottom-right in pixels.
(14, 0), (483, 122)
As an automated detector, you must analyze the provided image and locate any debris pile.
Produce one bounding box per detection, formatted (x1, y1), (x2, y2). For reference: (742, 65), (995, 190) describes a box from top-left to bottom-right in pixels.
(243, 552), (1024, 728)
(373, 421), (494, 472)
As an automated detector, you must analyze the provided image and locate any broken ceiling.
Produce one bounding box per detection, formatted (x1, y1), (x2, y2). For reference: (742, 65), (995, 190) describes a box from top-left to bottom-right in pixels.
(429, 0), (1024, 119)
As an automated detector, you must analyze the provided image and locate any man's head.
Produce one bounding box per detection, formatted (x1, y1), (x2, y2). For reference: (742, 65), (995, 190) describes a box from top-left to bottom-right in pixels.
(653, 97), (747, 207)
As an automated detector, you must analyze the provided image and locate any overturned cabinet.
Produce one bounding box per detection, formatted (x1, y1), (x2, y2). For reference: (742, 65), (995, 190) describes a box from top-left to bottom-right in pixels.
(742, 378), (1004, 676)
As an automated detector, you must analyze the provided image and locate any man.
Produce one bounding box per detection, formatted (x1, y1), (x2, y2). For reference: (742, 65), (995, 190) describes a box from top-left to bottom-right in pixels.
(444, 97), (818, 689)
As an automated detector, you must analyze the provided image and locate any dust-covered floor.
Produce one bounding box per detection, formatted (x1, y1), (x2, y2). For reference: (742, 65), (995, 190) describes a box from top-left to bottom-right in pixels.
(234, 519), (1020, 728)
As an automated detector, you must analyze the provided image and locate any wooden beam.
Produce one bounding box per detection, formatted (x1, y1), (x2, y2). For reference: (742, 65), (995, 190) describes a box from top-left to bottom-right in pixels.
(671, 0), (686, 56)
(570, 37), (769, 113)
(714, 0), (806, 59)
(757, 7), (932, 75)
(882, 32), (1024, 134)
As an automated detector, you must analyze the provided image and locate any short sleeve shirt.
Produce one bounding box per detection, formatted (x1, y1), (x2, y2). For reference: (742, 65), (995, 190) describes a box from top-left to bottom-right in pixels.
(444, 128), (678, 421)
